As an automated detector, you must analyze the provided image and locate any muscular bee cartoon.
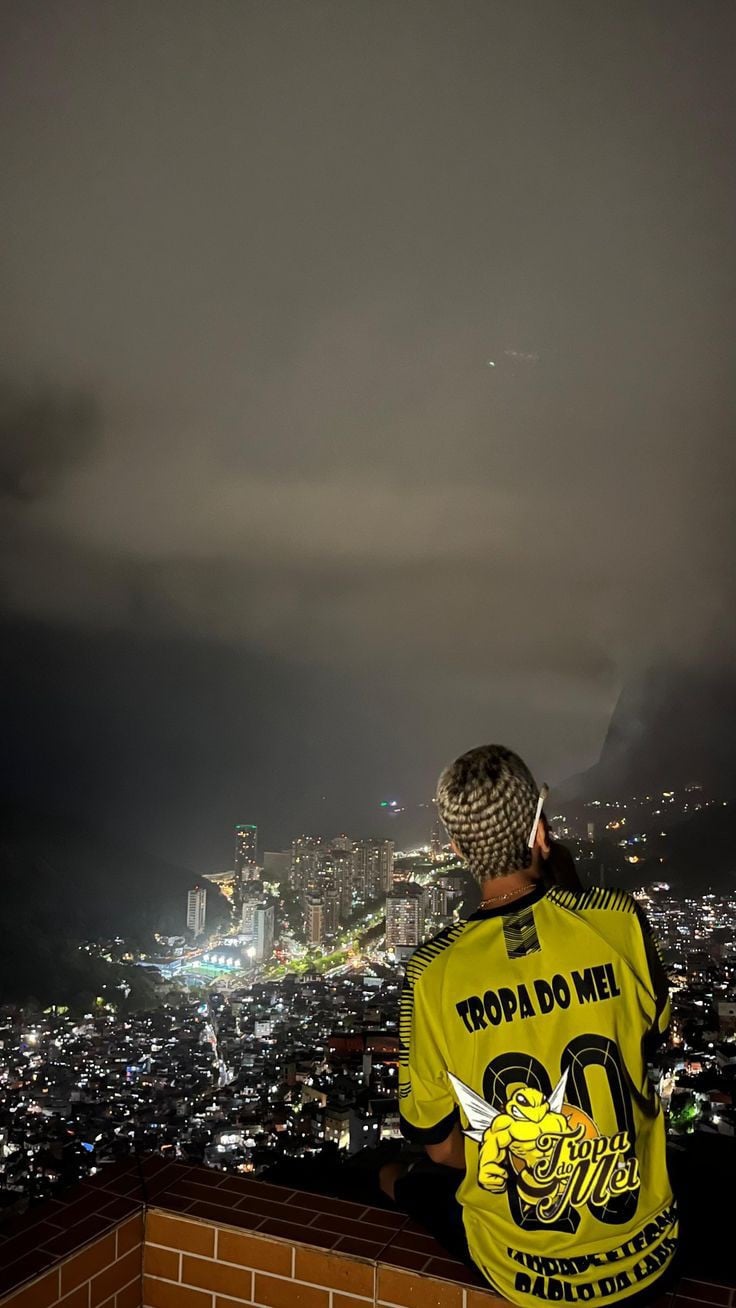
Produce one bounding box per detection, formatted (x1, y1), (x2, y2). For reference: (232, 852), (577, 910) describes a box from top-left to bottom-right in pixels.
(449, 1069), (576, 1205)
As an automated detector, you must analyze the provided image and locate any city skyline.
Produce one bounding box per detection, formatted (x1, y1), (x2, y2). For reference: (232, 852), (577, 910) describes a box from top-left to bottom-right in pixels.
(3, 862), (734, 1206)
(1, 744), (733, 1283)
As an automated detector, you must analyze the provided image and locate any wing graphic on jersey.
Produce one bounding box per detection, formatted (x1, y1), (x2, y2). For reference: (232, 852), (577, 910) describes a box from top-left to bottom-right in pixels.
(448, 1071), (499, 1143)
(548, 1068), (569, 1115)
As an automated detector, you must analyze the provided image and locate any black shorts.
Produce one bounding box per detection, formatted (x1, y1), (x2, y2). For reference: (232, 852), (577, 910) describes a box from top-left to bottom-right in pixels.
(392, 1162), (677, 1306)
(393, 1161), (474, 1268)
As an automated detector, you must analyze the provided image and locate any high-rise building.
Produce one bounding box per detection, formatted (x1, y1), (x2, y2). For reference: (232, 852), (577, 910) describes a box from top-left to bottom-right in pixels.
(186, 886), (207, 937)
(331, 834), (352, 852)
(240, 884), (262, 939)
(253, 903), (275, 963)
(331, 848), (354, 919)
(426, 883), (451, 917)
(437, 873), (465, 910)
(386, 883), (425, 951)
(291, 836), (325, 893)
(324, 888), (341, 937)
(306, 894), (324, 946)
(313, 852), (335, 896)
(235, 824), (258, 879)
(353, 839), (394, 902)
(430, 803), (444, 861)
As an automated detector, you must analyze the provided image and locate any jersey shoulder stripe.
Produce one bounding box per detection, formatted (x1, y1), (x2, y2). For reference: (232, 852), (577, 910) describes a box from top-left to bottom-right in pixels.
(547, 885), (636, 913)
(399, 922), (468, 1075)
(404, 920), (468, 986)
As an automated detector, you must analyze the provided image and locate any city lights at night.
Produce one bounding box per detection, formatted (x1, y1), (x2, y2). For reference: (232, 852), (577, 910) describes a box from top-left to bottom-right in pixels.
(2, 786), (734, 1206)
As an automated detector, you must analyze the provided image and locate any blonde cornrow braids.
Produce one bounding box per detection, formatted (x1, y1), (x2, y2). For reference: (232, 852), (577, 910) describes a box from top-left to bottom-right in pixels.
(436, 744), (539, 883)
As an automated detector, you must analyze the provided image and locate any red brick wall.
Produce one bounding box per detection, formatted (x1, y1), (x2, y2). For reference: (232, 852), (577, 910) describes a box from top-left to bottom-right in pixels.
(0, 1159), (734, 1308)
(0, 1214), (142, 1308)
(142, 1208), (502, 1308)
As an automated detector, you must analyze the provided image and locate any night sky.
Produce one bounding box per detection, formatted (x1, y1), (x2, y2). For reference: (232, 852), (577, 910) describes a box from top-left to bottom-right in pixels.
(1, 2), (734, 866)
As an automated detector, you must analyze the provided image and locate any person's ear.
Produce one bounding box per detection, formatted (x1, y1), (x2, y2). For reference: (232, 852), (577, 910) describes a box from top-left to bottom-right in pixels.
(534, 815), (551, 860)
(450, 838), (463, 859)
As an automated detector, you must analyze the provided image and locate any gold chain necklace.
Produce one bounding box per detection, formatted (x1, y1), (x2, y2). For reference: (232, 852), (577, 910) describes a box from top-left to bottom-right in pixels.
(478, 881), (536, 908)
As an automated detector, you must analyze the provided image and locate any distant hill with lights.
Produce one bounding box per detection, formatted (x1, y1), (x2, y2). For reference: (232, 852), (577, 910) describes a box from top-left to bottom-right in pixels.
(556, 665), (736, 894)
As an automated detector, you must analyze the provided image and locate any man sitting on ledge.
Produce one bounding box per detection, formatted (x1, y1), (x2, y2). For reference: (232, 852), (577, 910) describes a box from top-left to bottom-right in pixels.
(380, 744), (677, 1307)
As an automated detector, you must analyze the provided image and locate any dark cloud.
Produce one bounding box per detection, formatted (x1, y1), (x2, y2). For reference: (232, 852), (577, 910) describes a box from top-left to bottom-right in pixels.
(1, 1), (734, 859)
(0, 380), (99, 502)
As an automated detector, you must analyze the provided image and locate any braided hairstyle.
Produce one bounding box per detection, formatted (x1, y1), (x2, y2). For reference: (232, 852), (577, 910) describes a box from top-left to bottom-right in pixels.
(436, 744), (539, 882)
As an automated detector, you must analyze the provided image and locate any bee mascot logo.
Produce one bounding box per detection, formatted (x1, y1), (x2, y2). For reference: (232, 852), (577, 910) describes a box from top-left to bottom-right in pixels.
(449, 1070), (640, 1224)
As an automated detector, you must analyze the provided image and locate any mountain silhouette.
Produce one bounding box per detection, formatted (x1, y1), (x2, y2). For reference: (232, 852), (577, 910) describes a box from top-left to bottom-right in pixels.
(0, 799), (227, 941)
(0, 800), (229, 1006)
(559, 665), (736, 802)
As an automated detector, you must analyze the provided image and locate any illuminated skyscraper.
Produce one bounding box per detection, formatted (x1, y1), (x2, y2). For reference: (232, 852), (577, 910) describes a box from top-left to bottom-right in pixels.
(186, 885), (207, 937)
(353, 839), (394, 902)
(437, 873), (465, 900)
(386, 884), (425, 952)
(324, 888), (341, 937)
(306, 894), (324, 946)
(235, 824), (258, 879)
(291, 836), (325, 892)
(253, 903), (275, 962)
(430, 803), (444, 861)
(240, 884), (261, 938)
(426, 883), (451, 917)
(331, 848), (354, 919)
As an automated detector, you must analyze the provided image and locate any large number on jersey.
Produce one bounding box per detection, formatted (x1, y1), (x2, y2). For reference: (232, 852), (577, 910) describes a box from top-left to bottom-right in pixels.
(481, 1035), (638, 1233)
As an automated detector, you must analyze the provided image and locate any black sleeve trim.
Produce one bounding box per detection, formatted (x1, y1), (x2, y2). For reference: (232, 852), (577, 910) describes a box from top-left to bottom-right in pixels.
(399, 1105), (459, 1145)
(634, 904), (670, 1049)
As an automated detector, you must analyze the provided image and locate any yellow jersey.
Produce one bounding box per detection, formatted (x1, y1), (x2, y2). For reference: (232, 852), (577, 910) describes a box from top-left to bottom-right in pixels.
(399, 884), (677, 1306)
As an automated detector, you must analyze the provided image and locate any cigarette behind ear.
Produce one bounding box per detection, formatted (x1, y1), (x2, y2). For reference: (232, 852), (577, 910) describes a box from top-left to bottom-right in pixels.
(528, 784), (550, 847)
